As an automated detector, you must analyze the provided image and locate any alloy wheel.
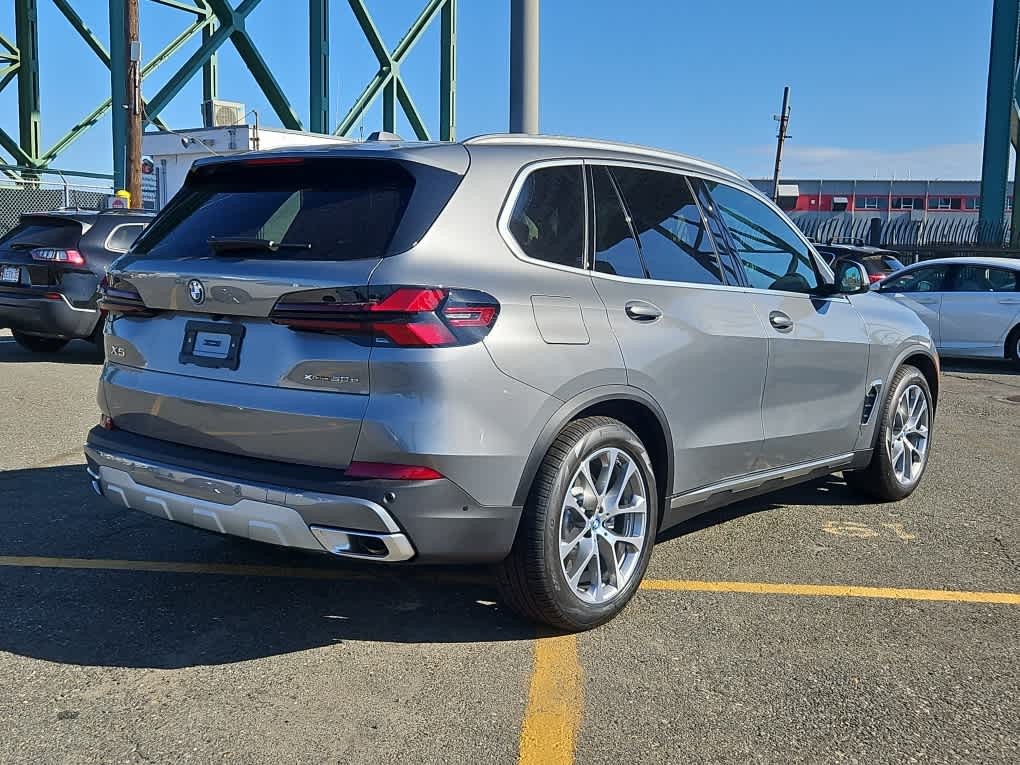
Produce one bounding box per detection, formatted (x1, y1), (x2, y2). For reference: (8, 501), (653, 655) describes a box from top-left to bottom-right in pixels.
(886, 383), (930, 484)
(558, 447), (648, 604)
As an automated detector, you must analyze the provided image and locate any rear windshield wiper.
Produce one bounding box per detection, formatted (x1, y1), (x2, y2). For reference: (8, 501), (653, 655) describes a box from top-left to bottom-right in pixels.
(206, 236), (312, 253)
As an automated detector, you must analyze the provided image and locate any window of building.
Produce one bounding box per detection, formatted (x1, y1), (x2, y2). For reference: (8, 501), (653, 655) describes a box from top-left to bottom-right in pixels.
(705, 181), (819, 294)
(965, 198), (980, 211)
(855, 196), (881, 210)
(891, 197), (925, 210)
(591, 166), (645, 279)
(608, 167), (723, 285)
(507, 165), (585, 269)
(831, 196), (849, 212)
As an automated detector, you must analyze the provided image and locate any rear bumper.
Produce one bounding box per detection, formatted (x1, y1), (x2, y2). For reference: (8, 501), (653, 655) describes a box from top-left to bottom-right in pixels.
(0, 287), (99, 338)
(84, 427), (522, 564)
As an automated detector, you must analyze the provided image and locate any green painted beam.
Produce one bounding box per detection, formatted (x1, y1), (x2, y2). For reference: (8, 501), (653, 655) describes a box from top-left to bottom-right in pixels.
(52, 0), (111, 68)
(979, 0), (1020, 241)
(15, 0), (41, 164)
(440, 0), (455, 140)
(230, 29), (302, 129)
(150, 0), (208, 15)
(144, 14), (236, 122)
(396, 77), (429, 140)
(309, 0), (329, 133)
(392, 0), (446, 63)
(203, 21), (218, 105)
(382, 76), (397, 133)
(347, 0), (391, 67)
(336, 69), (390, 136)
(0, 126), (35, 167)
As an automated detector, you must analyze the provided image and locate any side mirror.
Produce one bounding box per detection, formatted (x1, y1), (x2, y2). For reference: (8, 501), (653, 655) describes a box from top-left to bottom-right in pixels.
(834, 260), (869, 294)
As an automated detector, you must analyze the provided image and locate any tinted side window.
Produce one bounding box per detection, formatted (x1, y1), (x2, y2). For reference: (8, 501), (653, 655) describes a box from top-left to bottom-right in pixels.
(949, 265), (1018, 293)
(689, 178), (743, 284)
(508, 165), (585, 269)
(591, 166), (645, 278)
(609, 167), (722, 285)
(106, 224), (146, 253)
(706, 182), (819, 293)
(879, 265), (949, 293)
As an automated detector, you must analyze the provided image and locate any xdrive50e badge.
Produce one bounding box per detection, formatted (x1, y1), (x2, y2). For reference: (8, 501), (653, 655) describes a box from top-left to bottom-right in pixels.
(187, 279), (205, 305)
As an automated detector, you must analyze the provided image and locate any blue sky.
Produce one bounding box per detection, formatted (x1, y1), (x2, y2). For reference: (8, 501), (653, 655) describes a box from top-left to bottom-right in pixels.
(0, 0), (994, 179)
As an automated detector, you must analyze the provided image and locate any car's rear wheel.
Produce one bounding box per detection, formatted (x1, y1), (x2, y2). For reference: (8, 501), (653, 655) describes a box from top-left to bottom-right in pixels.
(844, 364), (933, 501)
(495, 416), (659, 631)
(11, 331), (69, 354)
(1006, 325), (1020, 369)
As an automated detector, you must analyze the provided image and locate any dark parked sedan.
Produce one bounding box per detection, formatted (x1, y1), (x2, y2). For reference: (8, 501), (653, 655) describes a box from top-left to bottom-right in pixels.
(0, 209), (151, 353)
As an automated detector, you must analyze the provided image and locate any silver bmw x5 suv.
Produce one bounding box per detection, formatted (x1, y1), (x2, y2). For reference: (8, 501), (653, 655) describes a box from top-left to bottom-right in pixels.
(86, 134), (938, 630)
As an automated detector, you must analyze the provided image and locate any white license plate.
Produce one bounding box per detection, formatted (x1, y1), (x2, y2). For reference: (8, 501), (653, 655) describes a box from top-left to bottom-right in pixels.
(0, 265), (19, 283)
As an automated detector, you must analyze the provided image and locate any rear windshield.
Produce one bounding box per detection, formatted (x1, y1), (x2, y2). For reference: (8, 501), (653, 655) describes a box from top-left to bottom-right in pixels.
(0, 217), (82, 250)
(862, 254), (905, 274)
(134, 159), (415, 261)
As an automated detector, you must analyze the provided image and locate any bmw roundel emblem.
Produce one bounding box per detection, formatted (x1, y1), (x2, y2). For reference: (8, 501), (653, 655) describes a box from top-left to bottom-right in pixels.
(187, 279), (205, 305)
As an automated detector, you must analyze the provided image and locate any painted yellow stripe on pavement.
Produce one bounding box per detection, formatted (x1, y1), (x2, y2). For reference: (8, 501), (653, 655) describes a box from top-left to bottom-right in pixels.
(518, 633), (583, 765)
(1, 556), (1017, 606)
(640, 578), (1020, 605)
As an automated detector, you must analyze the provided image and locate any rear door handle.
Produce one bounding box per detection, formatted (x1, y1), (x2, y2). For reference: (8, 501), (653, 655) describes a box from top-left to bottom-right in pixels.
(624, 301), (662, 322)
(768, 310), (794, 331)
(999, 298), (1020, 305)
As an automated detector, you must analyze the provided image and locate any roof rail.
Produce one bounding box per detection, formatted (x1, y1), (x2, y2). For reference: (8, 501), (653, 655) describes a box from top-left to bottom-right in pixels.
(463, 133), (744, 181)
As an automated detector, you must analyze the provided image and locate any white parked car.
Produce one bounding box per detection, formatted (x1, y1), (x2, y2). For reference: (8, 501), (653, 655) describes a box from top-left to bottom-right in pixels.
(874, 257), (1020, 366)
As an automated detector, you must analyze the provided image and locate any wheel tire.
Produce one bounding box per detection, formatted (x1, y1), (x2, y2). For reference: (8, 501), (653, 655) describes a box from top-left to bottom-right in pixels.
(495, 416), (659, 631)
(844, 364), (933, 502)
(1006, 325), (1020, 370)
(11, 331), (69, 354)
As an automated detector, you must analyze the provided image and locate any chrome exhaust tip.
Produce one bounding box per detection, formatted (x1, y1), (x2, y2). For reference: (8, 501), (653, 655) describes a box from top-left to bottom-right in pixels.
(309, 526), (415, 562)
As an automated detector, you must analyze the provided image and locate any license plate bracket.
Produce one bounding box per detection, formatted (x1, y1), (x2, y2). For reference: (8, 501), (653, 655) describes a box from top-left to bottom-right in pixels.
(179, 321), (245, 370)
(1, 265), (19, 283)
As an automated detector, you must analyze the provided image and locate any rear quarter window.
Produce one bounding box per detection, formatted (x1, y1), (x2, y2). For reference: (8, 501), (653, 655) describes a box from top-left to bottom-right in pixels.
(506, 164), (585, 269)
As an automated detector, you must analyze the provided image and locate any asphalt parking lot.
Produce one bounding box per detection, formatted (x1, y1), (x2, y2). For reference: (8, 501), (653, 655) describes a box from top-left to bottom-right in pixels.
(0, 327), (1018, 764)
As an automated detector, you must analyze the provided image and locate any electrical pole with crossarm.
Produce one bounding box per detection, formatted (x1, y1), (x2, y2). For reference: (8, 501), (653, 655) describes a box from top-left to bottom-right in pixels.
(124, 0), (142, 208)
(771, 86), (791, 204)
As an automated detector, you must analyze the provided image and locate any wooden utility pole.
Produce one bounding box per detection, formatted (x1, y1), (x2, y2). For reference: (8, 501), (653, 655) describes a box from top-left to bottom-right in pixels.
(125, 0), (142, 207)
(771, 86), (791, 204)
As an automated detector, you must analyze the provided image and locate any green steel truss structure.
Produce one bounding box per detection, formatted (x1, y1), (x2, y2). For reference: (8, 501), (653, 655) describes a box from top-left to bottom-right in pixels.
(2, 0), (457, 188)
(981, 0), (1020, 243)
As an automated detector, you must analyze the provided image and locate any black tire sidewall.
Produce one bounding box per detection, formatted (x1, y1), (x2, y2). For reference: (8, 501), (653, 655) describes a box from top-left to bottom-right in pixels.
(537, 422), (658, 629)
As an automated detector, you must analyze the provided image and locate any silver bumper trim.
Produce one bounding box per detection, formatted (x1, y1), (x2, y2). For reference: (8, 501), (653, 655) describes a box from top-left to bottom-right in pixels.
(85, 445), (415, 562)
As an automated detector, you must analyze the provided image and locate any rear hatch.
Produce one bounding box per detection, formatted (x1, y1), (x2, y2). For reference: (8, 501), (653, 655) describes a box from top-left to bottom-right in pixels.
(102, 149), (467, 468)
(0, 215), (86, 289)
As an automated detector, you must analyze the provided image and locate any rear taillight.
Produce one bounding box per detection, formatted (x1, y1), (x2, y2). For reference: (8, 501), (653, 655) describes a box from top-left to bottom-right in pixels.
(345, 461), (444, 480)
(868, 273), (885, 283)
(31, 248), (84, 266)
(270, 286), (500, 348)
(97, 276), (156, 316)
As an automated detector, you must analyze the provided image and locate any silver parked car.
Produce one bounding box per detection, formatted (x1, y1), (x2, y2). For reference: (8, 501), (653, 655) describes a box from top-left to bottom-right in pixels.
(874, 257), (1020, 367)
(85, 135), (939, 630)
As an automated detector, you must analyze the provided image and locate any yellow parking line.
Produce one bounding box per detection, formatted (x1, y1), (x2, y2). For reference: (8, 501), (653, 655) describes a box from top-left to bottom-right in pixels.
(640, 578), (1020, 605)
(518, 633), (583, 765)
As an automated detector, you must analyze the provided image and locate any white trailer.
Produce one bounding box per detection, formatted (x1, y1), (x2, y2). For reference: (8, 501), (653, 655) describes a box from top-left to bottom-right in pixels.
(142, 125), (353, 211)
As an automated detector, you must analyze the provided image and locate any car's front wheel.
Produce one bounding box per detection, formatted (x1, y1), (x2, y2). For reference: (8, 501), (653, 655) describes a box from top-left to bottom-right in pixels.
(496, 416), (659, 631)
(844, 364), (933, 501)
(11, 331), (69, 354)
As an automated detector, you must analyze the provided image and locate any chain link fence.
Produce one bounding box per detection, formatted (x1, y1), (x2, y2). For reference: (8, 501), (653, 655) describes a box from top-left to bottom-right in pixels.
(0, 167), (115, 236)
